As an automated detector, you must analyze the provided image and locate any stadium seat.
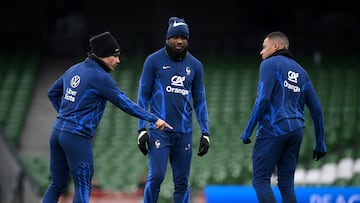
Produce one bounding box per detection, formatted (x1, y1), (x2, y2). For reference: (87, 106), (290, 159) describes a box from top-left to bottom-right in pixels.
(294, 168), (307, 185)
(305, 169), (321, 185)
(336, 158), (354, 180)
(353, 158), (360, 174)
(319, 163), (337, 184)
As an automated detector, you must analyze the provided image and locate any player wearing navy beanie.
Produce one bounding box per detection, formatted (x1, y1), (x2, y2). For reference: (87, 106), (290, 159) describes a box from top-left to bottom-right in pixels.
(137, 17), (210, 203)
(42, 31), (172, 203)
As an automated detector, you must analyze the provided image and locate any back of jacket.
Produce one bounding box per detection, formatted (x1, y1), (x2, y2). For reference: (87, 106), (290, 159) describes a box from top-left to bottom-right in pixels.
(242, 55), (326, 152)
(48, 57), (110, 138)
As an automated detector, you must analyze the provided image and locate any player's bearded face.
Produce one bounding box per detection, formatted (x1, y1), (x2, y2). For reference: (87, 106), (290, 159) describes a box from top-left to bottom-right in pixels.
(167, 36), (188, 54)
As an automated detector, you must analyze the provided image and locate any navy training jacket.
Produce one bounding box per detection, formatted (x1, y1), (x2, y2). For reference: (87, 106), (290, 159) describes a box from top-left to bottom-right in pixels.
(48, 57), (158, 139)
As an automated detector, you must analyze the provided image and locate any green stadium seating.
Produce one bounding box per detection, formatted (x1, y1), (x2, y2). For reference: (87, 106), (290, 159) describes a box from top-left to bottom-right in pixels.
(0, 41), (39, 146)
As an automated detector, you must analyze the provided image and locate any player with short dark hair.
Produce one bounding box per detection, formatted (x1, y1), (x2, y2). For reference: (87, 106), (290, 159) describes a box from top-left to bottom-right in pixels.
(136, 17), (210, 203)
(42, 31), (172, 203)
(240, 31), (327, 203)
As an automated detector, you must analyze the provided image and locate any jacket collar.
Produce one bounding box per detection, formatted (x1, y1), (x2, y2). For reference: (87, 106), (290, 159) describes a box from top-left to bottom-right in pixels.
(88, 53), (111, 72)
(269, 48), (293, 59)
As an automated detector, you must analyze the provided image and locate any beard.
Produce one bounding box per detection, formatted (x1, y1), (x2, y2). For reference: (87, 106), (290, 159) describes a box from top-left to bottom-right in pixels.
(165, 42), (189, 61)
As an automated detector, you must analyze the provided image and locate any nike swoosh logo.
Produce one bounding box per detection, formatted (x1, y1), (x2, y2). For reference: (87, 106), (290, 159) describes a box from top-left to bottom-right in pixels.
(162, 65), (171, 69)
(173, 21), (187, 27)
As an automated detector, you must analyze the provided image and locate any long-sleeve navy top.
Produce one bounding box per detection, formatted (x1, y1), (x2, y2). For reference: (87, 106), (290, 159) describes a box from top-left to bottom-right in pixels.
(241, 54), (326, 152)
(48, 57), (158, 139)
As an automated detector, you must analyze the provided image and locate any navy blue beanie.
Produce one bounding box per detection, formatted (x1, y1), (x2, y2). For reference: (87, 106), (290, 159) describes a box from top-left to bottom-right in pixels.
(166, 17), (189, 40)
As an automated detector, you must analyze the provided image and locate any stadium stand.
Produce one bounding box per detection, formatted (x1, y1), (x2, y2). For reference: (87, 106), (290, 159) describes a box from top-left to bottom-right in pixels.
(0, 37), (40, 146)
(0, 35), (43, 203)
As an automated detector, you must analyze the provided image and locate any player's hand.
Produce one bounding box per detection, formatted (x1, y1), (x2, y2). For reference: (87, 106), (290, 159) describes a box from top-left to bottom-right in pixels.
(313, 151), (326, 161)
(154, 118), (173, 131)
(137, 129), (150, 155)
(242, 138), (251, 144)
(197, 134), (210, 156)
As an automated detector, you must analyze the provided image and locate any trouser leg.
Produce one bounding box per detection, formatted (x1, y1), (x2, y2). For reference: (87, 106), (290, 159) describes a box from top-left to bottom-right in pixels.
(144, 130), (170, 203)
(171, 133), (192, 203)
(277, 128), (303, 203)
(42, 129), (70, 203)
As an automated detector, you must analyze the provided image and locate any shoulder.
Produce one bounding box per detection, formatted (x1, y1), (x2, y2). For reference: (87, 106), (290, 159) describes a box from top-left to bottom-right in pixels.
(260, 57), (276, 72)
(261, 55), (283, 65)
(185, 52), (203, 68)
(76, 58), (111, 83)
(143, 49), (165, 68)
(261, 55), (294, 70)
(147, 48), (166, 60)
(144, 48), (167, 65)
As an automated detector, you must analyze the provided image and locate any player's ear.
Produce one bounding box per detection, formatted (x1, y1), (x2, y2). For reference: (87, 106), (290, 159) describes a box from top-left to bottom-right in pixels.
(273, 41), (281, 50)
(275, 42), (285, 51)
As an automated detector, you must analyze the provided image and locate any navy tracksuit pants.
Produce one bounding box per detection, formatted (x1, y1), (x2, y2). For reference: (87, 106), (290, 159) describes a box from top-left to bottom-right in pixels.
(252, 128), (303, 203)
(42, 129), (94, 203)
(144, 129), (192, 203)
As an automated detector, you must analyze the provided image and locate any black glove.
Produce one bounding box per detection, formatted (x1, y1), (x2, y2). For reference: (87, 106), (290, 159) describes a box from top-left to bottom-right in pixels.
(242, 138), (251, 144)
(313, 151), (326, 161)
(137, 129), (150, 155)
(197, 134), (210, 156)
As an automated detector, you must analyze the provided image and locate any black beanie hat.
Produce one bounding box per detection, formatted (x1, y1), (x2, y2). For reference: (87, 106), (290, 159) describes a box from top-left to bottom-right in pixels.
(166, 17), (189, 40)
(89, 31), (121, 57)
